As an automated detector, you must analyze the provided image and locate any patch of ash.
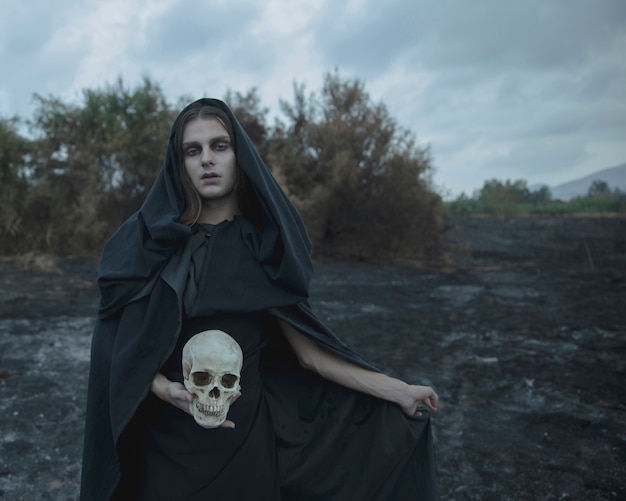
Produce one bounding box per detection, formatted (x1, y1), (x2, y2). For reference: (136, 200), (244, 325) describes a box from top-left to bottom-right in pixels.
(0, 316), (94, 501)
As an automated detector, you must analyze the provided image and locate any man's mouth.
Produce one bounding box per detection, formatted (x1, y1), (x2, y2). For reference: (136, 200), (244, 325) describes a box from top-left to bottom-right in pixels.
(202, 172), (220, 180)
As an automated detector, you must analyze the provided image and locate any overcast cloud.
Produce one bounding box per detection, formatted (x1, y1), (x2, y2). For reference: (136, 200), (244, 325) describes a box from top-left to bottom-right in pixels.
(1, 0), (624, 196)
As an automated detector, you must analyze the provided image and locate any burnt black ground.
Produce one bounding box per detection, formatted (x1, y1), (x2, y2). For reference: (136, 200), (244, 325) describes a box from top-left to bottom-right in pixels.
(1, 215), (625, 500)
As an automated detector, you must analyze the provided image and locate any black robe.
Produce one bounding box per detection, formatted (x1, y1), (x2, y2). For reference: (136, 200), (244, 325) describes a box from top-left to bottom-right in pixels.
(80, 98), (437, 500)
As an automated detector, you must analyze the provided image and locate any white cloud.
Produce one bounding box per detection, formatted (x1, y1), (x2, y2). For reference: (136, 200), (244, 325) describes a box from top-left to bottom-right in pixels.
(0, 0), (624, 197)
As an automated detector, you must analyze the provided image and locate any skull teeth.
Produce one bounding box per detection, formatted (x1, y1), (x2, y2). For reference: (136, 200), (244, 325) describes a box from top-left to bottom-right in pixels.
(195, 400), (223, 417)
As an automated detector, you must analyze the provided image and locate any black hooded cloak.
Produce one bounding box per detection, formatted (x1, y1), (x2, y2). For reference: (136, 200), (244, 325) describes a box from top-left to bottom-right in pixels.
(80, 98), (437, 500)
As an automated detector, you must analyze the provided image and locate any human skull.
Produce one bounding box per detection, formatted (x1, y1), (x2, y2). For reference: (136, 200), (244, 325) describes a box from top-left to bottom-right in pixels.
(182, 330), (243, 428)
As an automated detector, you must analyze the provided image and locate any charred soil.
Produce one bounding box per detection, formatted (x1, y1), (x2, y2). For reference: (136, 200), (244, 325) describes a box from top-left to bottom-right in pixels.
(1, 216), (625, 500)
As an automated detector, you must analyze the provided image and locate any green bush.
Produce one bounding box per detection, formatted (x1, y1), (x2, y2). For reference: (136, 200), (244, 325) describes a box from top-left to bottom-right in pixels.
(445, 179), (625, 216)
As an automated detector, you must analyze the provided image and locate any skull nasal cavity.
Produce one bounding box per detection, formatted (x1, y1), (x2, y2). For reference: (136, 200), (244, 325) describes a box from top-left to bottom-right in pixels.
(209, 387), (221, 398)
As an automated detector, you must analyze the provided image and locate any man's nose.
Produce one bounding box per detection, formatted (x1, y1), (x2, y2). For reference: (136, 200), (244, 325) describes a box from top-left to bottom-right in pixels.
(201, 148), (215, 165)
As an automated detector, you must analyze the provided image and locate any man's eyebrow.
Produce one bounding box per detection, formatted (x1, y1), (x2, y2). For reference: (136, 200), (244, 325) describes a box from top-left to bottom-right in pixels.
(182, 136), (231, 147)
(211, 135), (231, 142)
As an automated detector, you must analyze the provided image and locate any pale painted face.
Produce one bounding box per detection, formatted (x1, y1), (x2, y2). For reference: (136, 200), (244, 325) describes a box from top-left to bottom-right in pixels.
(182, 117), (238, 218)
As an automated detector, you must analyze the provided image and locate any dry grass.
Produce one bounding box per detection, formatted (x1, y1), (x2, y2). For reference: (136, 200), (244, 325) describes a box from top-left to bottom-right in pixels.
(14, 252), (62, 274)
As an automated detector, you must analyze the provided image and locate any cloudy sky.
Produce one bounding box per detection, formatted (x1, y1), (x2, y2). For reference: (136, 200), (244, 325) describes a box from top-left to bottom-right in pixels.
(2, 0), (625, 197)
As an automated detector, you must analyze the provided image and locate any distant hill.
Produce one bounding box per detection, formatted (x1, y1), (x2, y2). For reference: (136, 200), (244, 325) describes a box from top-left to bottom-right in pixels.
(550, 163), (626, 200)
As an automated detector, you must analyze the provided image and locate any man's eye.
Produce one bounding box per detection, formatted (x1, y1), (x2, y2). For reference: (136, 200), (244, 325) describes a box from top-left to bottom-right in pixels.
(213, 142), (230, 151)
(185, 147), (200, 156)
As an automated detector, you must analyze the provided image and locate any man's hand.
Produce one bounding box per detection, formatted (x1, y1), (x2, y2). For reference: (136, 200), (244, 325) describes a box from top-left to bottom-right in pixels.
(397, 385), (439, 417)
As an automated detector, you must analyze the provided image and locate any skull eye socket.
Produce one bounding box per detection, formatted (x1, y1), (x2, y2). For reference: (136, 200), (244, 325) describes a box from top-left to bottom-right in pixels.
(221, 374), (238, 388)
(192, 372), (212, 386)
